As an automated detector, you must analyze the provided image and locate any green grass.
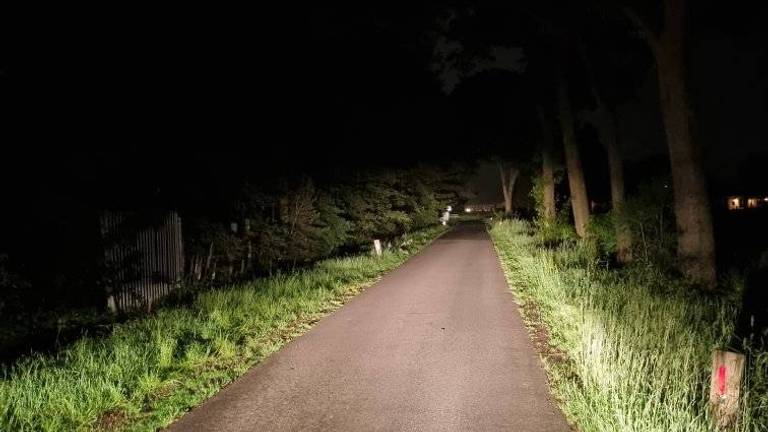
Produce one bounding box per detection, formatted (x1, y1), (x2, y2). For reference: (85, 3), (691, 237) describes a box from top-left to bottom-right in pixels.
(490, 219), (768, 432)
(0, 225), (447, 432)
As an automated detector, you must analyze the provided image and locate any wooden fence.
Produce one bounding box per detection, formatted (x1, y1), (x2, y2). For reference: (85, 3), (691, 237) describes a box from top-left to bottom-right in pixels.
(100, 211), (184, 312)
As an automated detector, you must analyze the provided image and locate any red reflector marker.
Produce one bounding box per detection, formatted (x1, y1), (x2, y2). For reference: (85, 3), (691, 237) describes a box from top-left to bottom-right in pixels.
(718, 365), (727, 396)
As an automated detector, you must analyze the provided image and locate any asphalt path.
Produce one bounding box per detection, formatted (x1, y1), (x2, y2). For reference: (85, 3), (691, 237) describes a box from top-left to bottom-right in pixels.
(168, 222), (570, 431)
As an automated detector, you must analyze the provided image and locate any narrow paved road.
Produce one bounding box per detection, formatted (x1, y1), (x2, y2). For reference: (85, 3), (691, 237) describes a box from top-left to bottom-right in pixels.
(168, 222), (570, 431)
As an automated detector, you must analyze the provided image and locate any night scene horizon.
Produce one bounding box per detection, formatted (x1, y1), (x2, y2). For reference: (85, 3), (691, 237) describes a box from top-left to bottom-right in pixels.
(1, 2), (767, 431)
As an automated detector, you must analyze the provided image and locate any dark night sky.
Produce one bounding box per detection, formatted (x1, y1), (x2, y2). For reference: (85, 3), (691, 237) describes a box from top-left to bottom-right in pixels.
(4, 5), (460, 171)
(2, 3), (767, 202)
(616, 19), (768, 181)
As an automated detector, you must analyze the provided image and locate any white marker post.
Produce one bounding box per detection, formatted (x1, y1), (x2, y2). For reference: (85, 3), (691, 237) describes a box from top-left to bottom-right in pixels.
(373, 239), (382, 257)
(709, 350), (745, 429)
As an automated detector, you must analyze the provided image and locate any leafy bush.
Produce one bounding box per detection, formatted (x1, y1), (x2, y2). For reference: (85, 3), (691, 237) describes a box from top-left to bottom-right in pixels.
(535, 207), (577, 249)
(0, 255), (26, 317)
(529, 169), (566, 224)
(179, 165), (468, 283)
(623, 178), (676, 267)
(530, 176), (676, 268)
(312, 190), (352, 257)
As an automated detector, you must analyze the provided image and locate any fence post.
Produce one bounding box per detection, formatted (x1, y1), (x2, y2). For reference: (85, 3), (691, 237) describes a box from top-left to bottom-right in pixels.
(106, 292), (117, 314)
(709, 349), (746, 429)
(373, 239), (382, 257)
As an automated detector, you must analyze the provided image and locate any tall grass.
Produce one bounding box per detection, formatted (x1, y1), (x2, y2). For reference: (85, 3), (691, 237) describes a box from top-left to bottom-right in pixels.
(0, 225), (446, 432)
(490, 219), (767, 432)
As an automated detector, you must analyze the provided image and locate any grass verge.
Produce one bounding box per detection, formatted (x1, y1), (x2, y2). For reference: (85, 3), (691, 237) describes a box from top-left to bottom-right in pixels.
(490, 219), (767, 432)
(0, 225), (447, 431)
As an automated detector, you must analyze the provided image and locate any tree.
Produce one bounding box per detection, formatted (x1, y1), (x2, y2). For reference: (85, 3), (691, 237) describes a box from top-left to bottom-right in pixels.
(624, 0), (716, 286)
(497, 161), (521, 216)
(433, 2), (601, 237)
(536, 105), (557, 223)
(577, 41), (632, 262)
(447, 68), (539, 215)
(514, 11), (592, 238)
(554, 45), (591, 238)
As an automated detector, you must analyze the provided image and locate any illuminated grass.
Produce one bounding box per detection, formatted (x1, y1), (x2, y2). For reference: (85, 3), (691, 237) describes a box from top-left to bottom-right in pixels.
(0, 225), (447, 432)
(490, 219), (768, 432)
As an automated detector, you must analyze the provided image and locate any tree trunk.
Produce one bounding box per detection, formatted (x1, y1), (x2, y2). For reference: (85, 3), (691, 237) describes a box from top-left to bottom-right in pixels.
(537, 105), (556, 224)
(555, 66), (590, 238)
(508, 168), (519, 213)
(498, 163), (510, 216)
(578, 42), (632, 261)
(498, 163), (520, 217)
(655, 0), (716, 286)
(597, 105), (632, 262)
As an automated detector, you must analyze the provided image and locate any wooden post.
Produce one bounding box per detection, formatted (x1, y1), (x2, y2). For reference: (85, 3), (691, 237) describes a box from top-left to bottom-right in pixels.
(106, 293), (117, 314)
(709, 350), (746, 429)
(373, 239), (382, 257)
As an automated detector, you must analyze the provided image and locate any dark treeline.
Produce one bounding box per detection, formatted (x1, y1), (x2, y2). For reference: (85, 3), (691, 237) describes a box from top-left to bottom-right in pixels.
(436, 0), (768, 283)
(0, 154), (472, 314)
(0, 148), (473, 363)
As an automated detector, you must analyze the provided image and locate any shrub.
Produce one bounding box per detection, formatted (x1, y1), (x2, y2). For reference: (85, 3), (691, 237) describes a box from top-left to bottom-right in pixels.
(0, 255), (26, 317)
(623, 178), (676, 268)
(180, 165), (469, 282)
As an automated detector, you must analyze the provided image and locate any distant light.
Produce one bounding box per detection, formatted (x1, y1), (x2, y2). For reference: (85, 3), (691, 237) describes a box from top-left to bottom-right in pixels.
(764, 197), (768, 202)
(465, 207), (472, 213)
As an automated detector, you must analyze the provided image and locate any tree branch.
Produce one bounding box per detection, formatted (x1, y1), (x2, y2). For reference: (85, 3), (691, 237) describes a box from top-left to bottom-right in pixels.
(622, 6), (660, 53)
(576, 39), (605, 109)
(508, 167), (520, 193)
(497, 162), (509, 200)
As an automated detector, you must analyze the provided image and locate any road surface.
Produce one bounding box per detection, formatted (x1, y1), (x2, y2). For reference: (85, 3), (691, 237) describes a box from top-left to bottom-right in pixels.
(168, 222), (570, 431)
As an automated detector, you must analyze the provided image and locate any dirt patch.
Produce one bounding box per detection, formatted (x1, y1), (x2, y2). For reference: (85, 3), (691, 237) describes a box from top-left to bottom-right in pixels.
(148, 380), (181, 404)
(517, 299), (581, 432)
(94, 408), (128, 432)
(519, 301), (569, 364)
